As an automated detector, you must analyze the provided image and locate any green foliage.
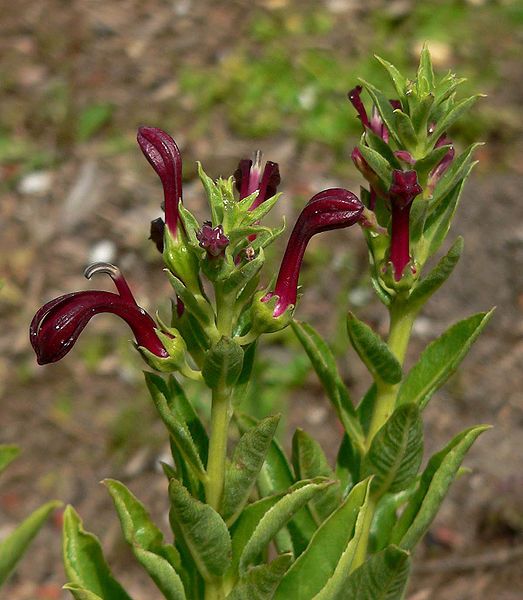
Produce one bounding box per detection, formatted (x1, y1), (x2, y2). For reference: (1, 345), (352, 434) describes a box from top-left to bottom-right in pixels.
(346, 313), (403, 385)
(104, 479), (185, 600)
(397, 311), (494, 410)
(62, 506), (131, 600)
(222, 415), (281, 525)
(361, 405), (423, 498)
(169, 479), (232, 580)
(391, 425), (490, 550)
(274, 479), (370, 600)
(0, 500), (61, 586)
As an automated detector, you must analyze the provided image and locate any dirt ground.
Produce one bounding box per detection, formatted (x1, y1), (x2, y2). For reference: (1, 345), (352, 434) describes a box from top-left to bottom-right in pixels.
(1, 1), (522, 599)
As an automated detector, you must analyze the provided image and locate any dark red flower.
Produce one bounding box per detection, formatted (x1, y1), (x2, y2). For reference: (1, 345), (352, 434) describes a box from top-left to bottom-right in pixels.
(234, 151), (280, 210)
(263, 189), (364, 316)
(196, 222), (230, 257)
(389, 170), (422, 281)
(137, 127), (183, 236)
(30, 263), (167, 365)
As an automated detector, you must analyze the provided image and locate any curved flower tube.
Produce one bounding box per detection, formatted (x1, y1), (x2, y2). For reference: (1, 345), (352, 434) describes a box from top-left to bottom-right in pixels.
(348, 86), (401, 143)
(137, 126), (183, 237)
(30, 263), (167, 365)
(263, 188), (364, 317)
(234, 150), (281, 210)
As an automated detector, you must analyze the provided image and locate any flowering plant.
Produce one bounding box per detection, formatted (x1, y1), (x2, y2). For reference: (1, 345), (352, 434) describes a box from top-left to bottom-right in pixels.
(30, 49), (491, 600)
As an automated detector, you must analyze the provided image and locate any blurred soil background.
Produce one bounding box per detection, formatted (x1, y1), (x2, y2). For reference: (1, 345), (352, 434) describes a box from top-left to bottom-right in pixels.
(1, 0), (522, 598)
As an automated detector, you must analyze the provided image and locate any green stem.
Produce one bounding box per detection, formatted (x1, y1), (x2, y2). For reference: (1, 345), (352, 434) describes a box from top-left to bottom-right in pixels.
(204, 385), (232, 600)
(205, 385), (232, 510)
(366, 302), (415, 448)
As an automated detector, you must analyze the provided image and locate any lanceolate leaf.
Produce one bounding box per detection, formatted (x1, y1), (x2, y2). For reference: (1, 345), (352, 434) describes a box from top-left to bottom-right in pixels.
(391, 425), (490, 549)
(358, 143), (393, 187)
(274, 479), (370, 600)
(339, 545), (411, 600)
(62, 506), (132, 600)
(168, 375), (209, 465)
(103, 479), (185, 600)
(427, 95), (481, 150)
(229, 494), (285, 576)
(346, 313), (402, 385)
(168, 479), (231, 580)
(221, 415), (281, 525)
(63, 585), (104, 600)
(423, 167), (475, 259)
(361, 404), (423, 498)
(0, 500), (61, 585)
(358, 79), (401, 146)
(292, 429), (342, 523)
(291, 321), (364, 452)
(236, 414), (314, 556)
(0, 444), (20, 474)
(145, 372), (207, 482)
(227, 554), (292, 600)
(335, 433), (360, 494)
(408, 237), (463, 311)
(310, 482), (373, 599)
(431, 143), (482, 206)
(239, 478), (334, 575)
(375, 55), (407, 101)
(397, 311), (494, 410)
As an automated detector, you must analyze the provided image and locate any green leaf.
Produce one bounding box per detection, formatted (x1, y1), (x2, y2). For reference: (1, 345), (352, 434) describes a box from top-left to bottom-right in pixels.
(222, 415), (281, 525)
(202, 337), (244, 389)
(231, 341), (257, 408)
(431, 143), (482, 206)
(397, 310), (494, 410)
(362, 404), (423, 498)
(408, 237), (463, 311)
(427, 95), (482, 149)
(168, 375), (209, 465)
(227, 554), (292, 600)
(198, 162), (224, 226)
(391, 426), (490, 549)
(411, 93), (435, 136)
(165, 271), (215, 328)
(339, 545), (410, 600)
(374, 55), (407, 100)
(292, 429), (342, 523)
(364, 130), (401, 170)
(0, 444), (20, 474)
(335, 433), (360, 494)
(414, 144), (452, 183)
(310, 482), (373, 599)
(346, 313), (402, 385)
(359, 79), (401, 146)
(393, 110), (417, 150)
(0, 500), (61, 585)
(169, 479), (232, 579)
(423, 169), (473, 259)
(357, 384), (377, 436)
(103, 479), (185, 600)
(229, 494), (284, 577)
(417, 45), (435, 92)
(291, 321), (364, 452)
(63, 584), (104, 600)
(358, 143), (393, 187)
(236, 414), (317, 557)
(145, 372), (207, 481)
(239, 478), (334, 575)
(243, 193), (282, 226)
(62, 506), (132, 600)
(274, 479), (370, 600)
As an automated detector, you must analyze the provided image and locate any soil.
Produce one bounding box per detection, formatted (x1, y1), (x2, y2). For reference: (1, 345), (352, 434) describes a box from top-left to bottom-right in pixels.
(1, 1), (522, 599)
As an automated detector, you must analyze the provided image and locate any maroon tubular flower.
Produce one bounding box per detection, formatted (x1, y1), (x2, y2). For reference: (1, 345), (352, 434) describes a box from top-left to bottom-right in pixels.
(234, 150), (281, 210)
(348, 86), (400, 142)
(263, 189), (364, 317)
(196, 222), (230, 257)
(30, 263), (167, 365)
(348, 86), (371, 129)
(389, 170), (422, 281)
(137, 127), (183, 236)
